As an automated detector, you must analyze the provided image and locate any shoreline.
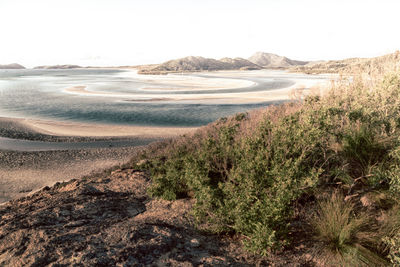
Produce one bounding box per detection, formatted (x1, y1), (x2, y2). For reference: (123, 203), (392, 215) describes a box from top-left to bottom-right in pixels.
(0, 116), (194, 204)
(63, 80), (327, 104)
(61, 69), (331, 104)
(0, 146), (145, 203)
(0, 70), (330, 204)
(0, 116), (197, 139)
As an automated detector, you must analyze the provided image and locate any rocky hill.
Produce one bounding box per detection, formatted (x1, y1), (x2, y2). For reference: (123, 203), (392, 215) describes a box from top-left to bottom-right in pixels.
(138, 56), (262, 74)
(291, 51), (400, 74)
(0, 63), (25, 69)
(219, 57), (263, 70)
(248, 52), (308, 68)
(137, 53), (310, 74)
(34, 65), (82, 69)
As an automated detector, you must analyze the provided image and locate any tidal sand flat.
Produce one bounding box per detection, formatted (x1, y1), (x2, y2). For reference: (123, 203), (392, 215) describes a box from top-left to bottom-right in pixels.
(0, 118), (194, 203)
(0, 148), (139, 203)
(0, 69), (330, 127)
(0, 69), (330, 203)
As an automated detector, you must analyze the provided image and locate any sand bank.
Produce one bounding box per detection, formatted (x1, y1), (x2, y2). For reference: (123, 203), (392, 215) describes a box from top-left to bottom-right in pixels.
(0, 116), (196, 138)
(0, 116), (195, 203)
(64, 77), (328, 105)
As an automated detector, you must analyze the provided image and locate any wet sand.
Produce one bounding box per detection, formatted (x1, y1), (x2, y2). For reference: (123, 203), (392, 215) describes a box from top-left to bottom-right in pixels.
(0, 117), (194, 203)
(0, 70), (330, 203)
(64, 79), (327, 104)
(0, 116), (196, 138)
(0, 147), (143, 203)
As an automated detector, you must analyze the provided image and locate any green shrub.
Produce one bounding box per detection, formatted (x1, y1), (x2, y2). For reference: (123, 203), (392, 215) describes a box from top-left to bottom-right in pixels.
(138, 72), (400, 255)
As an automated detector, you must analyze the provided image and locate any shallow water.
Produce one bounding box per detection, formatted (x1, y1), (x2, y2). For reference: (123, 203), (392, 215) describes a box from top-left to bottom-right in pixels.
(0, 69), (329, 127)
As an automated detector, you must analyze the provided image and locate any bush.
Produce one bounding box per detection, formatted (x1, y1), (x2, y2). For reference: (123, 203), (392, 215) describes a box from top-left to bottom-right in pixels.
(137, 71), (400, 255)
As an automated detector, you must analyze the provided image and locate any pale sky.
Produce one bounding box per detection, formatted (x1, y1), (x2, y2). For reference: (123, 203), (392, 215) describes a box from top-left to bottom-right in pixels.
(0, 0), (399, 68)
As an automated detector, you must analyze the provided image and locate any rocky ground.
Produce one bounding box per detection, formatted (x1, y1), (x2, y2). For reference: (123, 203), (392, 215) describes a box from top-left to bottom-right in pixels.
(0, 119), (315, 266)
(0, 167), (314, 266)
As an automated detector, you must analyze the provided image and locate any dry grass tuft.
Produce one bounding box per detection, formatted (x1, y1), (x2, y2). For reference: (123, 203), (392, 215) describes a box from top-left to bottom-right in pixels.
(312, 192), (388, 266)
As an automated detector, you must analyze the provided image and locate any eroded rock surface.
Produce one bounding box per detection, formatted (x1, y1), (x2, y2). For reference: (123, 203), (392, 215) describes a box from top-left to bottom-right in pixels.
(0, 169), (261, 266)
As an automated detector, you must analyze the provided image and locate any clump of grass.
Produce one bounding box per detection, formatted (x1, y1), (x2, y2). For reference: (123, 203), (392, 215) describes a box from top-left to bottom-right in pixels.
(312, 192), (387, 266)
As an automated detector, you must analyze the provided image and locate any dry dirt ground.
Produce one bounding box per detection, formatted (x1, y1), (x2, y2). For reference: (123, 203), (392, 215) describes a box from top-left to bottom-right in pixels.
(0, 167), (315, 266)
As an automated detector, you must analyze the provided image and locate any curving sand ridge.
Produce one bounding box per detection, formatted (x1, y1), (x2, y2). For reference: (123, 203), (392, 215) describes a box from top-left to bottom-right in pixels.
(15, 117), (197, 138)
(0, 116), (196, 203)
(64, 79), (329, 105)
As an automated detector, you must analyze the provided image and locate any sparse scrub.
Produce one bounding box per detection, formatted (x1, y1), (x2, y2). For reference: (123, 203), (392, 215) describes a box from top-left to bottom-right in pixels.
(134, 57), (400, 258)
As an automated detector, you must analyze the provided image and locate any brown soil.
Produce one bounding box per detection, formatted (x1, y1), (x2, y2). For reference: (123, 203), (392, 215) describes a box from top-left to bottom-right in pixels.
(0, 167), (317, 266)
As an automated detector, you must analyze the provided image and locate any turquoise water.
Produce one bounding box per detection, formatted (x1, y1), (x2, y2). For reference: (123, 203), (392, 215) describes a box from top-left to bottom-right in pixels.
(0, 69), (327, 127)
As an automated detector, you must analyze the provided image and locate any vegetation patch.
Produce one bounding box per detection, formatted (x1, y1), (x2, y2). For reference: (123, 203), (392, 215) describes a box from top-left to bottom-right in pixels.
(133, 62), (400, 262)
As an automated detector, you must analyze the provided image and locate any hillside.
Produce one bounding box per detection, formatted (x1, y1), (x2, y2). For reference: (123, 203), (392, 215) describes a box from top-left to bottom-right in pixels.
(138, 56), (262, 74)
(137, 53), (310, 74)
(3, 63), (400, 265)
(248, 52), (308, 68)
(34, 64), (82, 69)
(219, 57), (263, 70)
(291, 51), (400, 74)
(0, 63), (25, 69)
(133, 63), (400, 265)
(2, 53), (400, 265)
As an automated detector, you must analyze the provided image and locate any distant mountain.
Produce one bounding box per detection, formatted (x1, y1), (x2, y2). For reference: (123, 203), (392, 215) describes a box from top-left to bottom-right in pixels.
(136, 52), (309, 74)
(219, 57), (262, 70)
(138, 56), (262, 74)
(0, 63), (25, 69)
(291, 51), (400, 74)
(34, 65), (82, 69)
(248, 52), (308, 68)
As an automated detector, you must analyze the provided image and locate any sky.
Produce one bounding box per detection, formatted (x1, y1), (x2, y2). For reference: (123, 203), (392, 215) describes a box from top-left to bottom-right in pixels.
(0, 0), (399, 68)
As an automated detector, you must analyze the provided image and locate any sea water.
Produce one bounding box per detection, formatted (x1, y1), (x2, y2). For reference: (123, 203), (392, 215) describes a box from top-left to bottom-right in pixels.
(0, 69), (328, 127)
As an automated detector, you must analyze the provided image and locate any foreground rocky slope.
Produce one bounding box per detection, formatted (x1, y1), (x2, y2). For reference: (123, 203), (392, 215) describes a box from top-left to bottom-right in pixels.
(1, 168), (303, 266)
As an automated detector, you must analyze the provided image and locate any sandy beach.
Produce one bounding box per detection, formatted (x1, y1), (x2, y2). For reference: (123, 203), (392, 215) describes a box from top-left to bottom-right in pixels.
(0, 69), (330, 204)
(64, 80), (327, 104)
(0, 116), (197, 138)
(0, 147), (140, 203)
(0, 117), (195, 203)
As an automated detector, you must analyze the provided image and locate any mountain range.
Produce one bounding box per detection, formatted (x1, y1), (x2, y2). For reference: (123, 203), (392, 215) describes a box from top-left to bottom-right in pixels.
(137, 52), (309, 74)
(34, 65), (82, 69)
(0, 52), (311, 73)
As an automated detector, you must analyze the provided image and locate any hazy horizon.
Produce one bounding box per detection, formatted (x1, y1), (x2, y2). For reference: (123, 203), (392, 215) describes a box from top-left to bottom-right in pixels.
(1, 0), (400, 68)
